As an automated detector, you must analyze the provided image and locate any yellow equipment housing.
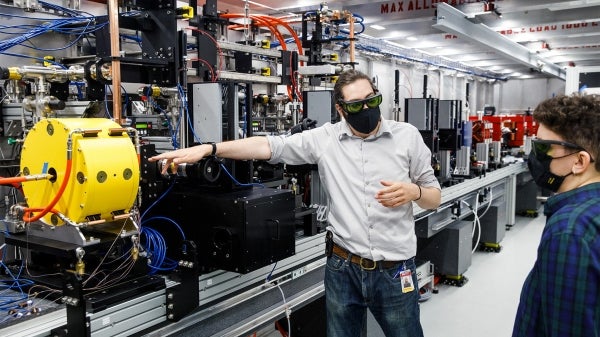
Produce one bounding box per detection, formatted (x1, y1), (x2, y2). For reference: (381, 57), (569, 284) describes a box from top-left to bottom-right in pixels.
(20, 118), (140, 226)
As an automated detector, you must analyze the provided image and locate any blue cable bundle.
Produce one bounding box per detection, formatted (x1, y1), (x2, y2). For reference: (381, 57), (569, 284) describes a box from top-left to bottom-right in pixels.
(0, 11), (106, 49)
(0, 251), (34, 321)
(139, 224), (180, 275)
(140, 181), (186, 275)
(0, 1), (142, 67)
(38, 1), (92, 18)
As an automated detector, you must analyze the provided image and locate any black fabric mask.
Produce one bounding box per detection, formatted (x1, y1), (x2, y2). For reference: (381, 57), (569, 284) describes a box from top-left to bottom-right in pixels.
(344, 106), (381, 134)
(527, 152), (573, 192)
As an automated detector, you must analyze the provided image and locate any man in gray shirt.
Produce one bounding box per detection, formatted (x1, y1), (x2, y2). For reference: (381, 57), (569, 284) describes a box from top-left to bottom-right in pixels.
(150, 69), (441, 337)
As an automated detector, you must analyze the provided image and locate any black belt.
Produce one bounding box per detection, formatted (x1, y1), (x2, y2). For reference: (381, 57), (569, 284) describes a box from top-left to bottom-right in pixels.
(332, 244), (404, 270)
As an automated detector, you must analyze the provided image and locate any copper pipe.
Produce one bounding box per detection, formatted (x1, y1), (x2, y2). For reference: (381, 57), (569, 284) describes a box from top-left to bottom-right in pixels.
(349, 13), (355, 64)
(112, 213), (131, 221)
(108, 0), (123, 124)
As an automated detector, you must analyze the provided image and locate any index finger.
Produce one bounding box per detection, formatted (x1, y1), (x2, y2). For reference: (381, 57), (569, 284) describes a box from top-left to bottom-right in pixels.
(148, 153), (172, 162)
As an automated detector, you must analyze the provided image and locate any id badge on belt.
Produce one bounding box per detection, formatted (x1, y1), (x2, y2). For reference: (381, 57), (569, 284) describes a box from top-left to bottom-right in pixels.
(394, 263), (415, 293)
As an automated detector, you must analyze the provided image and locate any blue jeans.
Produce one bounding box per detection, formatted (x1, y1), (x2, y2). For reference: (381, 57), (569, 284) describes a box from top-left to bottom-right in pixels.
(325, 252), (424, 337)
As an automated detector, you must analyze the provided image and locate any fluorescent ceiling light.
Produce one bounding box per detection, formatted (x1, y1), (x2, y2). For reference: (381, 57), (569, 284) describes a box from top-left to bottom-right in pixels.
(245, 0), (278, 11)
(243, 0), (300, 15)
(370, 25), (386, 30)
(406, 36), (418, 41)
(267, 0), (323, 10)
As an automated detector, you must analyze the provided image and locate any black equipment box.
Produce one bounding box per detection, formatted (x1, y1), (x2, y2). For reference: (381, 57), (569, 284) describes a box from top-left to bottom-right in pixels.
(417, 220), (472, 276)
(161, 188), (296, 274)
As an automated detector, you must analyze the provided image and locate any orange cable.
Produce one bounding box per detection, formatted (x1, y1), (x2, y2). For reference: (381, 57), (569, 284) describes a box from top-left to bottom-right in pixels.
(221, 14), (287, 50)
(23, 159), (72, 222)
(0, 176), (28, 185)
(256, 15), (304, 56)
(221, 14), (295, 98)
(259, 15), (305, 99)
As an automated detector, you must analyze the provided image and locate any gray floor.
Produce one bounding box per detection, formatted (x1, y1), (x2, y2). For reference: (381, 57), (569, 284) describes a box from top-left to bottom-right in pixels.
(367, 212), (544, 337)
(261, 209), (545, 337)
(368, 211), (544, 337)
(417, 211), (544, 337)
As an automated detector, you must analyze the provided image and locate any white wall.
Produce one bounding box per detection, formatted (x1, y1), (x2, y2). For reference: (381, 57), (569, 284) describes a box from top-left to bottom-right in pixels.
(256, 41), (565, 123)
(497, 78), (565, 114)
(350, 55), (508, 121)
(282, 49), (564, 124)
(351, 52), (566, 119)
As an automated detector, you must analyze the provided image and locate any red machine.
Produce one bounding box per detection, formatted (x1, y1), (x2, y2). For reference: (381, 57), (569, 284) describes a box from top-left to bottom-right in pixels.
(468, 114), (538, 148)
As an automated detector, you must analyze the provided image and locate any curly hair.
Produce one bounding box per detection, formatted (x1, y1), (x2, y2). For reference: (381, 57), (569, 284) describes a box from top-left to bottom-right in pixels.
(333, 69), (377, 103)
(533, 94), (600, 171)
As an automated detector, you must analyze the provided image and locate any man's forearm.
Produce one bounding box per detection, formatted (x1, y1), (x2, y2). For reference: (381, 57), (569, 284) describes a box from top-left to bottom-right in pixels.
(215, 136), (272, 161)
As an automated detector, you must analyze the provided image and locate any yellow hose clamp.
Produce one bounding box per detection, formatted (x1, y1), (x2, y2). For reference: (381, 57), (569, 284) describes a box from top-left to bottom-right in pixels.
(75, 260), (85, 276)
(8, 67), (22, 80)
(131, 246), (139, 261)
(43, 55), (55, 67)
(151, 86), (161, 97)
(179, 6), (194, 19)
(257, 94), (269, 104)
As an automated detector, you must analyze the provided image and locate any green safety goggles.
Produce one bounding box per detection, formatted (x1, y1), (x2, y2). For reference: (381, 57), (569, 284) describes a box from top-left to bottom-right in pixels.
(338, 93), (383, 114)
(531, 138), (586, 160)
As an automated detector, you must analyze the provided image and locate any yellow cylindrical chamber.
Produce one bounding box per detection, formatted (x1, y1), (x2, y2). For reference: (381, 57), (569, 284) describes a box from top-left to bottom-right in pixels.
(20, 118), (140, 226)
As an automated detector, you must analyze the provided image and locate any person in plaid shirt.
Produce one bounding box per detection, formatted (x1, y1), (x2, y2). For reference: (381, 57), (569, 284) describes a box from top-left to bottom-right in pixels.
(513, 94), (600, 337)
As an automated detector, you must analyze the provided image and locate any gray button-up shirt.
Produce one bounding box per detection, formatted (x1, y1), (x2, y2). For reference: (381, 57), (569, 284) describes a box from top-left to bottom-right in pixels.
(267, 118), (440, 261)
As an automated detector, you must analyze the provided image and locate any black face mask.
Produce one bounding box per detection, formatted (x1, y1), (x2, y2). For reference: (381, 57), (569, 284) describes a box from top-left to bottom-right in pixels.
(527, 151), (573, 192)
(344, 106), (381, 134)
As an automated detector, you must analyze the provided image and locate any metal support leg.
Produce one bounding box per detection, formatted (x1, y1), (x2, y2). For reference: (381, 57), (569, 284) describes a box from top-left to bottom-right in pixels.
(505, 173), (517, 229)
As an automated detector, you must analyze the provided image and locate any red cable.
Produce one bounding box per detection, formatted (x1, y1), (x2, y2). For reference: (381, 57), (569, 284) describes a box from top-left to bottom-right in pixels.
(186, 27), (223, 81)
(274, 320), (289, 337)
(188, 57), (217, 82)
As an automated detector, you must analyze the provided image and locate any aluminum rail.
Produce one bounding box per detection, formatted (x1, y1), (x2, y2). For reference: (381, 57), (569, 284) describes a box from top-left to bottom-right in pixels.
(414, 160), (528, 216)
(433, 3), (566, 80)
